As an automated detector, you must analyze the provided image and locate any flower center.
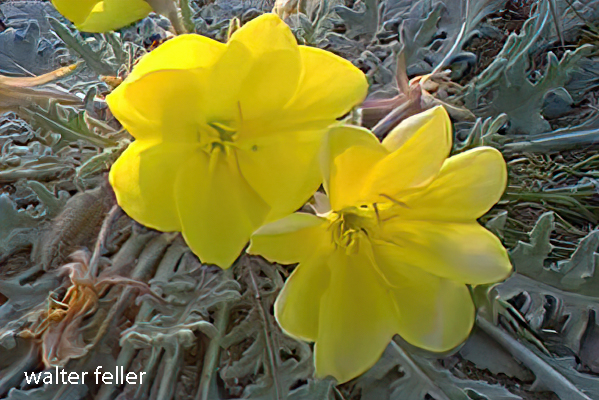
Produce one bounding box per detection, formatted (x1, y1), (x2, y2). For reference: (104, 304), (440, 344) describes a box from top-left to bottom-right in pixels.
(328, 206), (378, 252)
(199, 121), (239, 155)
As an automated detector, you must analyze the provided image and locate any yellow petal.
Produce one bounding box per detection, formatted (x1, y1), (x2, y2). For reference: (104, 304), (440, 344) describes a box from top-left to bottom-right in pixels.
(372, 240), (475, 351)
(314, 244), (396, 383)
(205, 13), (301, 123)
(381, 106), (449, 151)
(231, 14), (297, 54)
(281, 45), (368, 122)
(51, 0), (99, 25)
(107, 69), (205, 143)
(379, 220), (512, 285)
(323, 125), (387, 210)
(274, 249), (331, 341)
(248, 213), (331, 264)
(362, 106), (452, 202)
(127, 34), (226, 83)
(236, 129), (324, 222)
(401, 147), (507, 221)
(77, 0), (153, 32)
(175, 150), (270, 268)
(394, 280), (474, 352)
(109, 141), (196, 231)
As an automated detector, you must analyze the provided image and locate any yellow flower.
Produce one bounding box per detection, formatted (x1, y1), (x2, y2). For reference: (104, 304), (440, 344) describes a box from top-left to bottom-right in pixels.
(51, 0), (153, 32)
(107, 14), (368, 268)
(248, 106), (512, 383)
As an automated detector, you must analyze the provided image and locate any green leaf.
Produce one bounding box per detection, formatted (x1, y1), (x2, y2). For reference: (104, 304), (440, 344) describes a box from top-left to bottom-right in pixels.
(390, 342), (521, 400)
(288, 378), (336, 400)
(509, 212), (555, 276)
(353, 341), (521, 400)
(477, 317), (596, 400)
(334, 0), (379, 40)
(0, 194), (38, 254)
(509, 212), (599, 296)
(463, 2), (594, 135)
(48, 17), (117, 76)
(23, 102), (117, 150)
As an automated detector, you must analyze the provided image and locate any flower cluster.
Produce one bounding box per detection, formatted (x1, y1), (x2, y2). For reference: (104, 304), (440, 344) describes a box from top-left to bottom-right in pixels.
(50, 4), (513, 384)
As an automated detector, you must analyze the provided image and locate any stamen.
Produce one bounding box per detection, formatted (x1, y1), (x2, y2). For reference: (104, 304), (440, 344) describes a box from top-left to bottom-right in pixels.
(380, 194), (410, 208)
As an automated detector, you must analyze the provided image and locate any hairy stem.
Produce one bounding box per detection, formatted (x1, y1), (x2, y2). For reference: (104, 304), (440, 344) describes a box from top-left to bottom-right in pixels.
(196, 267), (234, 400)
(476, 315), (591, 400)
(248, 263), (282, 399)
(147, 0), (187, 34)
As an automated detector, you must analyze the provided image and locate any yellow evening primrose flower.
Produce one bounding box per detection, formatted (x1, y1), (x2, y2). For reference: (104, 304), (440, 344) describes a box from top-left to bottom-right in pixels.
(51, 0), (153, 32)
(248, 106), (513, 383)
(106, 14), (368, 268)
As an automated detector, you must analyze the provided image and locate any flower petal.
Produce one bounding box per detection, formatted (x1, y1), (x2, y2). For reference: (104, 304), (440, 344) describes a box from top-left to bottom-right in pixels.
(381, 106), (449, 151)
(248, 213), (331, 264)
(236, 129), (324, 221)
(380, 220), (512, 285)
(231, 13), (298, 54)
(395, 280), (474, 352)
(281, 45), (368, 122)
(362, 106), (452, 202)
(401, 147), (507, 221)
(109, 141), (196, 231)
(51, 0), (98, 25)
(274, 250), (331, 342)
(314, 244), (396, 383)
(323, 125), (387, 210)
(175, 150), (270, 268)
(107, 69), (205, 143)
(372, 240), (475, 352)
(206, 14), (301, 123)
(127, 34), (226, 83)
(77, 0), (152, 32)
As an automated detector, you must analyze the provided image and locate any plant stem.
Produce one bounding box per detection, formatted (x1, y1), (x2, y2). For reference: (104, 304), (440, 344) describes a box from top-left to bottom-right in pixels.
(248, 263), (282, 399)
(390, 341), (451, 400)
(147, 0), (187, 34)
(196, 267), (234, 400)
(476, 315), (592, 400)
(179, 0), (196, 33)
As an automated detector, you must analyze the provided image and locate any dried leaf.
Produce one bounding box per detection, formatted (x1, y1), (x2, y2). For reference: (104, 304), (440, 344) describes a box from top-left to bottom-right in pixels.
(0, 65), (80, 113)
